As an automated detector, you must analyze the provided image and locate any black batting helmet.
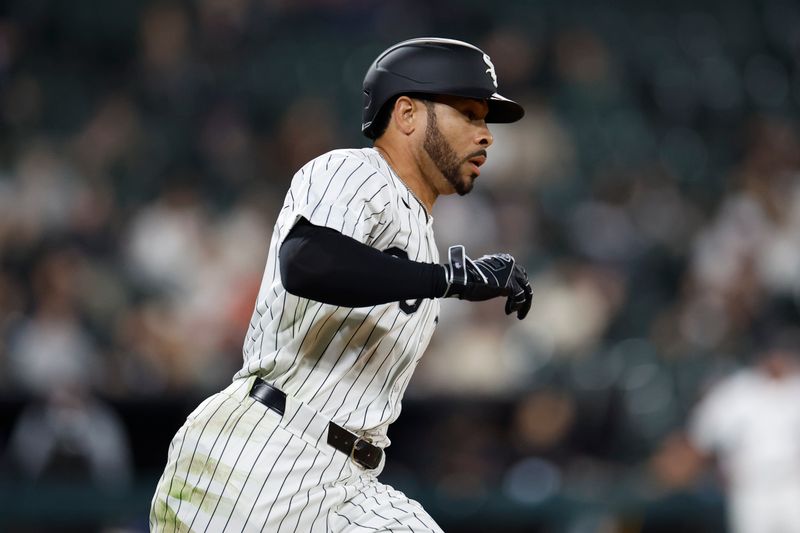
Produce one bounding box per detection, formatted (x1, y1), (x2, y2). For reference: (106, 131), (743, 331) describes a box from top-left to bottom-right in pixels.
(361, 37), (525, 139)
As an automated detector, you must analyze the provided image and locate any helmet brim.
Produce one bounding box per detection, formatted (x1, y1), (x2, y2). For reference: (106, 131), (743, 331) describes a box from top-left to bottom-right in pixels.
(486, 93), (525, 124)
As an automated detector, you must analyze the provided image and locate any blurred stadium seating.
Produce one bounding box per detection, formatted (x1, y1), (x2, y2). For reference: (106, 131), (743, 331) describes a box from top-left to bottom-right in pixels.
(1, 0), (799, 531)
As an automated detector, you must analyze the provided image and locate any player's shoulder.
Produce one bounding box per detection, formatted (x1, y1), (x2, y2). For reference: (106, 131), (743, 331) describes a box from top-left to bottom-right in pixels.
(704, 368), (760, 402)
(303, 148), (389, 176)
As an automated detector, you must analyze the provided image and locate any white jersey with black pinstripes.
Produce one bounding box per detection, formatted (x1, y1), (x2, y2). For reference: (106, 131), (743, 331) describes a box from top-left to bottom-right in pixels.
(234, 147), (439, 448)
(150, 147), (446, 532)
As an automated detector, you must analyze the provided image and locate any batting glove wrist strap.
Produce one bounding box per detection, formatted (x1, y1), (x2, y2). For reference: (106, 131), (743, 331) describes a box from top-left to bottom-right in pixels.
(442, 245), (512, 301)
(441, 245), (533, 319)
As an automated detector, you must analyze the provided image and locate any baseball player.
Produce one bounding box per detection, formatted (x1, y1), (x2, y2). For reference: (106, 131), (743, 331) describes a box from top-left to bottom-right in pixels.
(150, 37), (533, 532)
(685, 332), (800, 533)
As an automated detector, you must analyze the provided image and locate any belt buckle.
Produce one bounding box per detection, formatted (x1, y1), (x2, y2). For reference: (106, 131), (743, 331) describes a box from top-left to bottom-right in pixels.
(350, 437), (376, 469)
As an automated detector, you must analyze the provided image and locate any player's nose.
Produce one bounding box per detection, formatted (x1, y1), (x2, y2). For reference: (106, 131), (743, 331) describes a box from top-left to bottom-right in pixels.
(476, 123), (493, 148)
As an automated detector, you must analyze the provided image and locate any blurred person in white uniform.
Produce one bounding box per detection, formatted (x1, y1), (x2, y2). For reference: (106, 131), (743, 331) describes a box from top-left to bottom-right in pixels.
(680, 325), (800, 533)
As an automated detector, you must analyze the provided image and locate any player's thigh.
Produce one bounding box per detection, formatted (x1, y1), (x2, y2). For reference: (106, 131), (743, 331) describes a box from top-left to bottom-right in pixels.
(150, 388), (242, 531)
(330, 478), (444, 533)
(216, 428), (353, 533)
(152, 387), (355, 532)
(150, 385), (297, 532)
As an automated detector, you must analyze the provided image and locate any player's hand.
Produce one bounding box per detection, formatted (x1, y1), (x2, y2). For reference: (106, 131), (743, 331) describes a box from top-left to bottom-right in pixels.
(442, 245), (532, 319)
(504, 263), (532, 320)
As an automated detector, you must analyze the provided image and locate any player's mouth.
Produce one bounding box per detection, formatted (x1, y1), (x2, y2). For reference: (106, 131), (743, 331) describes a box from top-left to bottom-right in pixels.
(466, 154), (486, 177)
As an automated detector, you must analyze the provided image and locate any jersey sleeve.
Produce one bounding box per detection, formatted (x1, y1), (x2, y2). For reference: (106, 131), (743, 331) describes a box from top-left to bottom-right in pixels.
(282, 152), (392, 247)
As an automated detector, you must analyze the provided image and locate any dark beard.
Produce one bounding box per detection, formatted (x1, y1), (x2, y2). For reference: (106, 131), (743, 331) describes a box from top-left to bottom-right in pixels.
(423, 103), (474, 195)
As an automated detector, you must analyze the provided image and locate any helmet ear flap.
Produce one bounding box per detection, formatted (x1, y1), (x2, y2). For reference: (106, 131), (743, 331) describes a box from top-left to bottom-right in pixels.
(362, 89), (376, 139)
(364, 95), (400, 140)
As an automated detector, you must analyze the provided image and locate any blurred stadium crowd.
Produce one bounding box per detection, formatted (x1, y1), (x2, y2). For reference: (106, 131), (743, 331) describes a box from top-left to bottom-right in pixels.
(1, 0), (800, 531)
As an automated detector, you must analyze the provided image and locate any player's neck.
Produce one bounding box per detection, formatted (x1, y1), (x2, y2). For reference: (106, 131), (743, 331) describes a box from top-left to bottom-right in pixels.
(373, 143), (437, 212)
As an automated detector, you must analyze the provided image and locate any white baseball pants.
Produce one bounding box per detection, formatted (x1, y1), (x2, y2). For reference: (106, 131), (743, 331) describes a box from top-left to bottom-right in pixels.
(149, 376), (443, 532)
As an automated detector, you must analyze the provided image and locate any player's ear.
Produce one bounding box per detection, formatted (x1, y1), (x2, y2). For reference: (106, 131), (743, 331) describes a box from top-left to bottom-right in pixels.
(391, 96), (418, 136)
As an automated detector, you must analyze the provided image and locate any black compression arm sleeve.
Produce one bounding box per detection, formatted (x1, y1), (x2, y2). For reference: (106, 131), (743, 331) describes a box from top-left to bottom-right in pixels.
(279, 219), (447, 307)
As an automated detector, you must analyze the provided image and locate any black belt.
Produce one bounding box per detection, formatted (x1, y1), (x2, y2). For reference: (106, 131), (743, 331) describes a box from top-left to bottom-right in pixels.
(248, 378), (382, 470)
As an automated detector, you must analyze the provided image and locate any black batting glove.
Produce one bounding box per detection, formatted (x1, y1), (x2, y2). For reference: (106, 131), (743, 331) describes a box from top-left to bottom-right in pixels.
(504, 264), (533, 320)
(441, 245), (533, 319)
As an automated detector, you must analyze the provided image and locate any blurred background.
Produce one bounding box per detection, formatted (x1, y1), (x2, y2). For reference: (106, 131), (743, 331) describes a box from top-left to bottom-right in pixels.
(1, 0), (800, 531)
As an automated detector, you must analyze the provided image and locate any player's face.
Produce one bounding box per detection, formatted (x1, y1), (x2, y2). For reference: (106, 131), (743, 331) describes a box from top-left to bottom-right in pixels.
(421, 96), (493, 196)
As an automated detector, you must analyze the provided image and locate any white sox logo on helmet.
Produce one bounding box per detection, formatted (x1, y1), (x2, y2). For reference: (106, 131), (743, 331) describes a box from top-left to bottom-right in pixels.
(483, 53), (498, 89)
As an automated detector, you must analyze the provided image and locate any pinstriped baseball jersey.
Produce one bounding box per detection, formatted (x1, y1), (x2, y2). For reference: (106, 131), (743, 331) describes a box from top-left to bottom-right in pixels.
(150, 147), (447, 532)
(234, 147), (439, 448)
